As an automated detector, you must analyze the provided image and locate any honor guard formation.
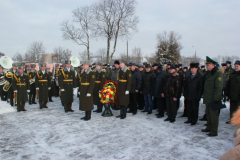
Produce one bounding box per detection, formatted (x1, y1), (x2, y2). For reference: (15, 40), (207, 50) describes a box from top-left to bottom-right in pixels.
(0, 55), (240, 137)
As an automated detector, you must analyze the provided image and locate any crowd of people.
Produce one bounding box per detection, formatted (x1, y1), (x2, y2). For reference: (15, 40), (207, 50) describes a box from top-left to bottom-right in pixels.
(0, 56), (240, 137)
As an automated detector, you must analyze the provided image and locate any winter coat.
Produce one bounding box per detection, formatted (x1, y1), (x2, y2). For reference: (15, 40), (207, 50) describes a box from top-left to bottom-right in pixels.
(35, 70), (51, 102)
(225, 71), (240, 101)
(111, 68), (119, 83)
(93, 68), (106, 105)
(203, 67), (223, 105)
(130, 69), (142, 93)
(152, 70), (167, 98)
(141, 70), (156, 94)
(117, 66), (132, 105)
(184, 71), (204, 101)
(162, 72), (182, 98)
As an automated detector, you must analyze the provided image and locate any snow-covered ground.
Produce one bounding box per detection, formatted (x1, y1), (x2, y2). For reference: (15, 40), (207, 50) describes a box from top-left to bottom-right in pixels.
(0, 93), (236, 160)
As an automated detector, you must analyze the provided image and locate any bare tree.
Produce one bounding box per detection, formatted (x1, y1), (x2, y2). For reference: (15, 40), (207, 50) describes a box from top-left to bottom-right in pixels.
(25, 41), (46, 63)
(79, 50), (88, 62)
(94, 48), (107, 63)
(131, 47), (142, 64)
(92, 0), (139, 63)
(61, 6), (94, 60)
(12, 52), (23, 62)
(155, 31), (182, 64)
(53, 46), (72, 63)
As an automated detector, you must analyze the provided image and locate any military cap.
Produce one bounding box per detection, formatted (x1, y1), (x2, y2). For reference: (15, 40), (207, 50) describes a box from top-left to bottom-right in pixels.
(119, 59), (127, 64)
(18, 65), (24, 70)
(40, 63), (46, 67)
(31, 64), (36, 68)
(216, 63), (220, 68)
(65, 60), (71, 64)
(128, 62), (132, 66)
(226, 61), (231, 64)
(234, 60), (240, 65)
(152, 63), (158, 67)
(12, 63), (18, 67)
(167, 62), (172, 65)
(112, 65), (115, 67)
(157, 64), (163, 70)
(145, 64), (151, 68)
(21, 62), (25, 66)
(201, 65), (205, 68)
(129, 63), (136, 66)
(136, 64), (139, 67)
(163, 62), (168, 64)
(139, 65), (144, 68)
(102, 63), (107, 66)
(114, 60), (120, 65)
(221, 63), (227, 66)
(175, 65), (180, 68)
(95, 62), (102, 66)
(183, 66), (188, 69)
(55, 63), (60, 67)
(178, 64), (182, 66)
(169, 65), (176, 70)
(46, 66), (50, 69)
(107, 64), (110, 67)
(190, 62), (199, 68)
(60, 65), (64, 67)
(89, 65), (92, 67)
(143, 62), (147, 65)
(206, 56), (217, 64)
(0, 65), (3, 69)
(92, 62), (96, 65)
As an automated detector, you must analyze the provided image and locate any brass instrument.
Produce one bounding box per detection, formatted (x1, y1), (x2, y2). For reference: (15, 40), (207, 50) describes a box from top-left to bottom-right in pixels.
(3, 81), (11, 92)
(36, 89), (39, 101)
(14, 92), (17, 105)
(6, 71), (13, 78)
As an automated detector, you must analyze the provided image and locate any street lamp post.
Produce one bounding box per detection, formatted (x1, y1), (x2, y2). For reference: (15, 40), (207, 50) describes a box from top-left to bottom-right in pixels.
(192, 46), (196, 59)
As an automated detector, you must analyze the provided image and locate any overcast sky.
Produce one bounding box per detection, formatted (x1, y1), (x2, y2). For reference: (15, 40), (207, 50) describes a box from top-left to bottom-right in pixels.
(0, 0), (239, 60)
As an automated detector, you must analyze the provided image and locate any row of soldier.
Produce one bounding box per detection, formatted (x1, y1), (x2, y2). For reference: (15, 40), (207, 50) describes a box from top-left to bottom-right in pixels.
(0, 57), (239, 135)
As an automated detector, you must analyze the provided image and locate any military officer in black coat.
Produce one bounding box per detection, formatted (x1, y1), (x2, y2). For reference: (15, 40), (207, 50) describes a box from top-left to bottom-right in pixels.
(46, 66), (54, 102)
(6, 63), (18, 106)
(12, 66), (30, 112)
(35, 63), (51, 109)
(59, 60), (76, 113)
(28, 64), (37, 105)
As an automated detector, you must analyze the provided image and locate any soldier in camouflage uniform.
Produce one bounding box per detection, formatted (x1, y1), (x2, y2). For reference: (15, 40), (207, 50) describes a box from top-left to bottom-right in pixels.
(200, 65), (206, 75)
(226, 61), (234, 73)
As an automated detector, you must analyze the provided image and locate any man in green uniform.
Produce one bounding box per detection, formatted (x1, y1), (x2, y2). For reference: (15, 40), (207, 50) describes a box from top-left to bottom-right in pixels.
(6, 63), (17, 106)
(53, 64), (60, 97)
(12, 66), (30, 112)
(59, 60), (76, 113)
(28, 64), (37, 105)
(91, 62), (96, 70)
(46, 66), (54, 102)
(200, 65), (206, 75)
(226, 61), (233, 73)
(116, 59), (132, 119)
(201, 56), (223, 137)
(93, 62), (106, 113)
(35, 63), (51, 109)
(79, 61), (95, 121)
(225, 60), (240, 124)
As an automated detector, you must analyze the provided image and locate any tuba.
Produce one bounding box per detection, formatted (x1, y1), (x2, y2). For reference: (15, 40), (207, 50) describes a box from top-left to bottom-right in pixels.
(0, 56), (13, 69)
(3, 81), (11, 92)
(70, 56), (80, 67)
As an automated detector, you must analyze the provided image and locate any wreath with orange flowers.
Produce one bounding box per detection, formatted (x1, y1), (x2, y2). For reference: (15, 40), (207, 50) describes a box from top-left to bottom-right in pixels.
(99, 80), (118, 104)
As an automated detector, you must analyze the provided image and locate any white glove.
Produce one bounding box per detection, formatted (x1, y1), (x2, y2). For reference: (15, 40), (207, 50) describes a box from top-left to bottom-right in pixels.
(36, 88), (39, 90)
(27, 90), (30, 93)
(76, 87), (79, 89)
(14, 90), (17, 93)
(99, 90), (101, 93)
(48, 87), (51, 90)
(78, 92), (80, 95)
(73, 88), (76, 90)
(61, 89), (65, 91)
(125, 91), (129, 95)
(86, 93), (91, 97)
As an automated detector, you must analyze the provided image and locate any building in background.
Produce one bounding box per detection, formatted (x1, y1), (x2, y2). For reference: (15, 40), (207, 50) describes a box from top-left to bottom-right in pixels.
(42, 53), (58, 63)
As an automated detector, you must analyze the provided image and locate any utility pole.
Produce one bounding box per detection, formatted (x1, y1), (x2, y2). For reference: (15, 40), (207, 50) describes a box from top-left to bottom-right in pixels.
(127, 41), (128, 63)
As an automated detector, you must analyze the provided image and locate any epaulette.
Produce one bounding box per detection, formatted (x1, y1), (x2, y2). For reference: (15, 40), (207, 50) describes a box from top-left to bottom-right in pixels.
(91, 70), (95, 72)
(127, 68), (130, 70)
(102, 69), (106, 72)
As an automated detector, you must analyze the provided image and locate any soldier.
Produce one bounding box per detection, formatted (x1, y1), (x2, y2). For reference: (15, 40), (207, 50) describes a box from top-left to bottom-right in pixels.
(116, 59), (132, 119)
(200, 65), (206, 75)
(59, 60), (76, 113)
(28, 64), (37, 105)
(0, 65), (8, 101)
(201, 56), (223, 137)
(35, 63), (51, 109)
(92, 62), (96, 70)
(12, 65), (30, 112)
(6, 63), (18, 106)
(226, 61), (233, 72)
(138, 65), (145, 110)
(46, 66), (54, 102)
(178, 64), (183, 73)
(225, 60), (240, 124)
(53, 64), (60, 97)
(176, 65), (184, 112)
(79, 61), (95, 121)
(110, 60), (120, 110)
(93, 62), (106, 113)
(152, 63), (158, 110)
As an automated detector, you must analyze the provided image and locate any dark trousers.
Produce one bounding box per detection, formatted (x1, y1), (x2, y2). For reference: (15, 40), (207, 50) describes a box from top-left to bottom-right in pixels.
(39, 101), (47, 108)
(206, 104), (219, 135)
(166, 96), (178, 120)
(156, 97), (165, 116)
(144, 94), (153, 112)
(153, 97), (158, 109)
(129, 93), (138, 114)
(230, 100), (240, 119)
(7, 88), (14, 106)
(64, 102), (72, 111)
(29, 84), (36, 103)
(17, 102), (25, 111)
(187, 100), (199, 123)
(183, 98), (188, 115)
(54, 80), (59, 96)
(138, 93), (145, 110)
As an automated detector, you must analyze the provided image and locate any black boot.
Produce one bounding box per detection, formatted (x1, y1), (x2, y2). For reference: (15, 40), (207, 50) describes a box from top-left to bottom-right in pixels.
(97, 105), (102, 113)
(199, 114), (207, 121)
(80, 112), (87, 120)
(49, 97), (53, 102)
(84, 111), (91, 121)
(29, 94), (32, 105)
(116, 107), (123, 118)
(39, 102), (43, 109)
(120, 106), (127, 119)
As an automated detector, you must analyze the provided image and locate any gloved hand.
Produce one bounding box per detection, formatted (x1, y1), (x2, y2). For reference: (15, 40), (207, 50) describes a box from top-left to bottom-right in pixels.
(73, 88), (76, 90)
(76, 87), (79, 89)
(36, 88), (39, 90)
(99, 90), (101, 93)
(125, 91), (129, 95)
(14, 90), (17, 93)
(86, 93), (91, 97)
(78, 92), (80, 95)
(61, 89), (65, 91)
(48, 87), (51, 90)
(27, 90), (30, 93)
